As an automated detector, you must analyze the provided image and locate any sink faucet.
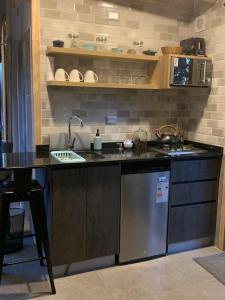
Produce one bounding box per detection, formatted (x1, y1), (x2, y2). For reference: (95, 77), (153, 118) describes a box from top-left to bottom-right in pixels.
(67, 115), (84, 150)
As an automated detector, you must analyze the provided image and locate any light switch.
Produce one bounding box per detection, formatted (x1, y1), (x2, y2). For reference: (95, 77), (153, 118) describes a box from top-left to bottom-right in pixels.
(108, 11), (120, 21)
(106, 115), (117, 125)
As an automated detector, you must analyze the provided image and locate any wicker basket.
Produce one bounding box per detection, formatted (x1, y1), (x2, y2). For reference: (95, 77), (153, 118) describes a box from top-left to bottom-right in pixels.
(161, 46), (183, 55)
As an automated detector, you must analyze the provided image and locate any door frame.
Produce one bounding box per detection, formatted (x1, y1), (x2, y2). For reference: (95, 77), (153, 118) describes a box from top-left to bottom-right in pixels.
(31, 0), (41, 145)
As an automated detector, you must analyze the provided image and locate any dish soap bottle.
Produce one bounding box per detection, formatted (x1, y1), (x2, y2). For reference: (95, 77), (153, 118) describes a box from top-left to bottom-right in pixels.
(94, 129), (102, 150)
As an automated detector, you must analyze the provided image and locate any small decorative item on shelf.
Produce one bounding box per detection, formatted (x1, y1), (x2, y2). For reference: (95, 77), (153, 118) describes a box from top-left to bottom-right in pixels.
(84, 70), (98, 83)
(131, 75), (148, 84)
(143, 49), (157, 56)
(161, 46), (183, 55)
(127, 49), (136, 54)
(120, 75), (132, 84)
(55, 68), (69, 81)
(111, 47), (123, 53)
(53, 40), (64, 47)
(133, 41), (144, 54)
(69, 69), (84, 82)
(96, 35), (108, 51)
(111, 74), (120, 84)
(68, 33), (80, 48)
(82, 43), (97, 51)
(123, 139), (133, 149)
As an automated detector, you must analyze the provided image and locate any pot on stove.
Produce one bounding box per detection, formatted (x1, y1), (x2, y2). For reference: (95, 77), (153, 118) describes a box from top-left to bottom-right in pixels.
(155, 125), (183, 145)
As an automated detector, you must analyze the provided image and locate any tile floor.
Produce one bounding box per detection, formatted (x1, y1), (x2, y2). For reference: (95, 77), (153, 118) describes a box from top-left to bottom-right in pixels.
(1, 244), (225, 300)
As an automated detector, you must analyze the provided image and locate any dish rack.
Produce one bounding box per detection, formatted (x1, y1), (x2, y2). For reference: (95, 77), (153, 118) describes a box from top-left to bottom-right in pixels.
(50, 151), (86, 163)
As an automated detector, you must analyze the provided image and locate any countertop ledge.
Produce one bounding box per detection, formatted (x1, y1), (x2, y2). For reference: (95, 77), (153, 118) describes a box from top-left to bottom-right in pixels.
(0, 142), (223, 170)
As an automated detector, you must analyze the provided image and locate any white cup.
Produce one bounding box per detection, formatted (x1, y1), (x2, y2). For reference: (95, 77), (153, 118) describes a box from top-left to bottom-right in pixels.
(55, 68), (69, 81)
(69, 69), (84, 82)
(84, 70), (98, 83)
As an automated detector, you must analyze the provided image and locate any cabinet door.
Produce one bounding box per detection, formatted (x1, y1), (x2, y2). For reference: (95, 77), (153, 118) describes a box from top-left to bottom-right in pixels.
(168, 202), (217, 244)
(171, 181), (218, 206)
(86, 165), (121, 259)
(51, 168), (87, 266)
(172, 159), (220, 182)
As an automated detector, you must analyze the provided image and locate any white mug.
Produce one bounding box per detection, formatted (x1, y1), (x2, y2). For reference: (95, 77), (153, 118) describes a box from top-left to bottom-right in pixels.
(55, 68), (69, 81)
(84, 70), (98, 83)
(69, 69), (84, 82)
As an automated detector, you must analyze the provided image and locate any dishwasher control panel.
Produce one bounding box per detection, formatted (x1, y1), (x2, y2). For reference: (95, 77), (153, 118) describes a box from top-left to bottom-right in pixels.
(156, 176), (169, 203)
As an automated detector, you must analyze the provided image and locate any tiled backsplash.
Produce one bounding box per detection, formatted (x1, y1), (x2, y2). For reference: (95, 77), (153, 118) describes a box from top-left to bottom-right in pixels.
(184, 0), (225, 147)
(40, 0), (200, 145)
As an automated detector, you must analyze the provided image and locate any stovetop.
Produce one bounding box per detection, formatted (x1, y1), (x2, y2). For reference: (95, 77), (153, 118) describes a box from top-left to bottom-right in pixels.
(152, 144), (208, 156)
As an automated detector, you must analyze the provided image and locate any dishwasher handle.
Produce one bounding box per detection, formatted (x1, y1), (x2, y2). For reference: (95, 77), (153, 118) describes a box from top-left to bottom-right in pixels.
(122, 166), (170, 175)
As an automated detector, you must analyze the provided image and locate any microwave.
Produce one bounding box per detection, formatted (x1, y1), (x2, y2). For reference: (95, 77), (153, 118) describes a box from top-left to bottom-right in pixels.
(170, 57), (212, 87)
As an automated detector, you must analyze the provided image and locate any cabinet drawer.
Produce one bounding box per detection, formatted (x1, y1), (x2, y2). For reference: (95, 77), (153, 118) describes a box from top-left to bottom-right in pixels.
(171, 181), (218, 206)
(172, 159), (220, 182)
(168, 202), (217, 244)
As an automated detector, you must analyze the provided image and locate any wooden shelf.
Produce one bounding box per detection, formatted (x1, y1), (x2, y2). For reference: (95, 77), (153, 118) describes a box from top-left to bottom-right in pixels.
(46, 47), (159, 62)
(167, 54), (212, 60)
(47, 81), (158, 90)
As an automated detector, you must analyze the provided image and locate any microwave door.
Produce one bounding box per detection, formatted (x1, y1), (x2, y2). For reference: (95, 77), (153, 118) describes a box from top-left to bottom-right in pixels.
(192, 60), (206, 86)
(170, 57), (192, 86)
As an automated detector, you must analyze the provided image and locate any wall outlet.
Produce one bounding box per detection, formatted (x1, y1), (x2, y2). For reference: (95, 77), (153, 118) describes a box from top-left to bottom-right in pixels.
(106, 115), (117, 125)
(108, 11), (120, 21)
(195, 15), (206, 32)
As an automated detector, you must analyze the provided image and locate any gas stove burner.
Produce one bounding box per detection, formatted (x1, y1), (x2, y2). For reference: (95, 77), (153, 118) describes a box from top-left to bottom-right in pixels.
(153, 143), (206, 156)
(160, 144), (194, 152)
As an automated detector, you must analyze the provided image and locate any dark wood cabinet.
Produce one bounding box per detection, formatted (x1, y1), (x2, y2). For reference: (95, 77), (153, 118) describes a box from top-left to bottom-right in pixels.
(86, 166), (120, 259)
(171, 181), (218, 206)
(168, 158), (221, 253)
(168, 202), (217, 244)
(50, 164), (121, 266)
(51, 168), (87, 266)
(172, 159), (220, 182)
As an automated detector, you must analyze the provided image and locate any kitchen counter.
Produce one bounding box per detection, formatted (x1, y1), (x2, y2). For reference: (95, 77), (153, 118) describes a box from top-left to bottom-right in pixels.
(0, 142), (223, 170)
(2, 141), (220, 271)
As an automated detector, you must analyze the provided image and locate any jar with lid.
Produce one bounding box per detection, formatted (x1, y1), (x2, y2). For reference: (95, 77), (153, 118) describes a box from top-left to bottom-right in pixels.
(96, 36), (108, 51)
(68, 33), (80, 48)
(133, 128), (148, 152)
(133, 41), (144, 54)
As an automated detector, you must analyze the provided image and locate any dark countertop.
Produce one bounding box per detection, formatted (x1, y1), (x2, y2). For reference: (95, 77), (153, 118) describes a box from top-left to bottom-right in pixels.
(0, 141), (223, 170)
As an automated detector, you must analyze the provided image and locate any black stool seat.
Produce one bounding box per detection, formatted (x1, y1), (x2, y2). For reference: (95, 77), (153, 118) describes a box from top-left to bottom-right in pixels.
(0, 170), (56, 294)
(1, 180), (42, 195)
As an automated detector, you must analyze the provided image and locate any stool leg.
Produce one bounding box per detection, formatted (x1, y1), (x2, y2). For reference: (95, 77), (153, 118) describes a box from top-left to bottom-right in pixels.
(30, 203), (44, 266)
(0, 198), (9, 283)
(30, 193), (56, 294)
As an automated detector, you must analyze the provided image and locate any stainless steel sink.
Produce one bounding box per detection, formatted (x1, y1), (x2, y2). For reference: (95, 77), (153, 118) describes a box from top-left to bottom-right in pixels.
(76, 151), (105, 160)
(51, 151), (86, 163)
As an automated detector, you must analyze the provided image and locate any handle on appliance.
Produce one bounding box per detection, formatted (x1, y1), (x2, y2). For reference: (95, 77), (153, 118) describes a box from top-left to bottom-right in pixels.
(200, 61), (207, 84)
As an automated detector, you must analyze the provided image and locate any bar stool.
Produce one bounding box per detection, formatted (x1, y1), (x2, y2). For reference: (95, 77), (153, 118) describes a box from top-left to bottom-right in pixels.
(0, 168), (56, 294)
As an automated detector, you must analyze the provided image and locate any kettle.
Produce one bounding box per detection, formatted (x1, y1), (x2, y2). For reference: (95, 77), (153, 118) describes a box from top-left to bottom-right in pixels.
(155, 125), (183, 145)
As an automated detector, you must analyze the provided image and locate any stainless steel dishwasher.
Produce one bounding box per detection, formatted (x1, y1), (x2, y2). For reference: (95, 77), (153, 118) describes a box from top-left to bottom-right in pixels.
(119, 163), (170, 263)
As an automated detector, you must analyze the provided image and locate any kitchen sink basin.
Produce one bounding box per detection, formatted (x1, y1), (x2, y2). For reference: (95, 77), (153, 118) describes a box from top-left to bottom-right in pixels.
(51, 151), (86, 163)
(76, 150), (105, 160)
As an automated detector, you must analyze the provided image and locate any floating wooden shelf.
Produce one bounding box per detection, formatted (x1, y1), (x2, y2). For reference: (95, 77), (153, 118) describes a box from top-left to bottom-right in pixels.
(47, 81), (158, 90)
(46, 47), (159, 62)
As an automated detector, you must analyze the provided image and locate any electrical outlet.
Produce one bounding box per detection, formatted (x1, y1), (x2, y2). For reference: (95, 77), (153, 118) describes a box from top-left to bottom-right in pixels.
(106, 115), (117, 125)
(195, 15), (206, 33)
(108, 11), (120, 21)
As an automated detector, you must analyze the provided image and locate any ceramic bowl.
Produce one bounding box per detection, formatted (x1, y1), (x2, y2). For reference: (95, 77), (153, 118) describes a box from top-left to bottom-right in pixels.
(111, 47), (123, 53)
(82, 44), (97, 51)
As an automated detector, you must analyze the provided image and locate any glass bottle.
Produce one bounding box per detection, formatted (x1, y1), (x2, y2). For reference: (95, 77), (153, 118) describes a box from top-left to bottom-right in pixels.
(68, 33), (80, 48)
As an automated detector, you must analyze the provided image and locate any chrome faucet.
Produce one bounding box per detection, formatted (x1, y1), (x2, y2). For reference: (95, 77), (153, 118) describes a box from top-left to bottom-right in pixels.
(67, 115), (84, 150)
